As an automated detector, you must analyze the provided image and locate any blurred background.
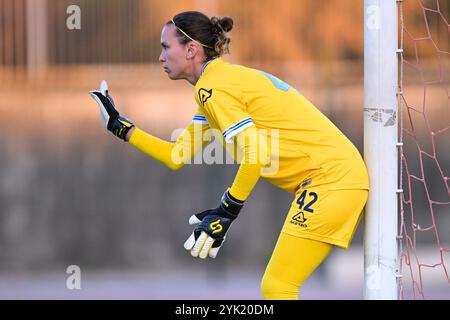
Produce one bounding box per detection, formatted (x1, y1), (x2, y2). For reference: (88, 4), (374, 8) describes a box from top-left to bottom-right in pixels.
(0, 0), (448, 299)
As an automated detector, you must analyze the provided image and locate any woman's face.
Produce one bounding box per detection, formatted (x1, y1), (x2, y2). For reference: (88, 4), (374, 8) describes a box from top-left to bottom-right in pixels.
(159, 24), (189, 80)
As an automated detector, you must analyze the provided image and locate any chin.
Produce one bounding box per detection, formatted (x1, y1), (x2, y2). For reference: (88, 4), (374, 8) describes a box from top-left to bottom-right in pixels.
(168, 73), (182, 81)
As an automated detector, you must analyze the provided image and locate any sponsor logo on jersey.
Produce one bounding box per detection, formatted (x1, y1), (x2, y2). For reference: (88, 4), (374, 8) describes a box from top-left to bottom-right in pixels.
(198, 88), (213, 106)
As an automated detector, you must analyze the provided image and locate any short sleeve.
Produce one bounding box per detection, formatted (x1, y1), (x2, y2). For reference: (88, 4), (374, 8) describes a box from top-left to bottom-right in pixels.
(191, 106), (209, 125)
(197, 87), (254, 143)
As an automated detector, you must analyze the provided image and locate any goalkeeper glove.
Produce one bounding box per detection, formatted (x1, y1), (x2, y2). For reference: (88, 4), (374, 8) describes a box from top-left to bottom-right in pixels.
(184, 189), (244, 259)
(89, 80), (134, 141)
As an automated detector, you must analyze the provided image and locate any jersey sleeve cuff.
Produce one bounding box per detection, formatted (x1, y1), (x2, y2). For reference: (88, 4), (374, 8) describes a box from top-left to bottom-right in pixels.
(222, 117), (254, 143)
(192, 115), (209, 125)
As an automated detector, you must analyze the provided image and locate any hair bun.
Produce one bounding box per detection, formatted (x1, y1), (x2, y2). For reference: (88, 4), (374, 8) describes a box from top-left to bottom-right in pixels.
(211, 16), (233, 34)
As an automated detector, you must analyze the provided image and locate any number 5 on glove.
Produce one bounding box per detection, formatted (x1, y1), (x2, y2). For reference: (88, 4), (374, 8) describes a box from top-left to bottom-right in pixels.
(184, 215), (228, 259)
(184, 190), (244, 259)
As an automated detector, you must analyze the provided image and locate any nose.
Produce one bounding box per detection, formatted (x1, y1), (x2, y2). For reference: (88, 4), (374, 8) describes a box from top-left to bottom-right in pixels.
(159, 51), (165, 63)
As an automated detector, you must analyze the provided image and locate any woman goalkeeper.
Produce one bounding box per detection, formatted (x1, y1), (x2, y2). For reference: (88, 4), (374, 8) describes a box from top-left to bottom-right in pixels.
(89, 11), (369, 300)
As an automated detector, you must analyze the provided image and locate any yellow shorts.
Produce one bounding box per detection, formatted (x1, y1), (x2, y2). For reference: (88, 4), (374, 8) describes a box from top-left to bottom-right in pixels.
(281, 187), (369, 249)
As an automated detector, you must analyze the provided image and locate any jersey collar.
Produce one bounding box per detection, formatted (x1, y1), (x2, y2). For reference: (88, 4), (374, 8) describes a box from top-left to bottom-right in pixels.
(199, 56), (219, 78)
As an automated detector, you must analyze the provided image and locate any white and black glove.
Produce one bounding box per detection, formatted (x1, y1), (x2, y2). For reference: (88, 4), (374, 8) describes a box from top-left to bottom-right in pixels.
(184, 189), (244, 259)
(89, 80), (134, 141)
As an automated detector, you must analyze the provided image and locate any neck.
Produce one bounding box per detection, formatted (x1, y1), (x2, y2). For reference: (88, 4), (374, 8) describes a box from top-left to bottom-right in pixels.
(186, 63), (202, 85)
(185, 57), (216, 86)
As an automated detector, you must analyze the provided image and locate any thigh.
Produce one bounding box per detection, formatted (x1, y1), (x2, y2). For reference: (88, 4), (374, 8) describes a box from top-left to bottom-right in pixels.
(261, 232), (333, 298)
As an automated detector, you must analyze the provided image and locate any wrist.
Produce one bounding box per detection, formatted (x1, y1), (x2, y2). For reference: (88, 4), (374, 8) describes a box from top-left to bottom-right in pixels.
(125, 126), (136, 142)
(227, 190), (244, 204)
(219, 189), (245, 218)
(228, 186), (248, 202)
(110, 116), (134, 141)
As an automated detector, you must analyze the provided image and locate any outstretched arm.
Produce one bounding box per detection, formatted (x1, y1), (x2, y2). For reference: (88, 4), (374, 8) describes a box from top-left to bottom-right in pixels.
(89, 80), (211, 171)
(127, 123), (210, 171)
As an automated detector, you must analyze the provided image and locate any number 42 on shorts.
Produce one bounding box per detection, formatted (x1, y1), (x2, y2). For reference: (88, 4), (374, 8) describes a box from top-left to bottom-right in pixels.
(296, 190), (318, 212)
(292, 190), (318, 224)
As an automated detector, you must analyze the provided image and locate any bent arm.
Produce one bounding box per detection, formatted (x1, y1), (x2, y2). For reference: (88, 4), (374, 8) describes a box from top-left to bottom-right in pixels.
(128, 123), (210, 171)
(228, 126), (268, 201)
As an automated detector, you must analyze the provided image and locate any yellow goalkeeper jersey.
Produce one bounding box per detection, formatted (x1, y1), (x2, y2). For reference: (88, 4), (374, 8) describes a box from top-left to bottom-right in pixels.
(192, 57), (369, 194)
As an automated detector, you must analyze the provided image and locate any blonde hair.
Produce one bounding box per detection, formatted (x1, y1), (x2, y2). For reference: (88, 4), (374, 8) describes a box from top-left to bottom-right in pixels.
(210, 16), (233, 55)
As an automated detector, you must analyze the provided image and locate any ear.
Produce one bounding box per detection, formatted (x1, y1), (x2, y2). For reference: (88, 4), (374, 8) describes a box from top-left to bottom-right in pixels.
(186, 42), (200, 60)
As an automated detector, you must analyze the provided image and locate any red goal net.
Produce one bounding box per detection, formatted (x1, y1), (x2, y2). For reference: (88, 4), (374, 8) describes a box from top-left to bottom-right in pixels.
(397, 0), (449, 299)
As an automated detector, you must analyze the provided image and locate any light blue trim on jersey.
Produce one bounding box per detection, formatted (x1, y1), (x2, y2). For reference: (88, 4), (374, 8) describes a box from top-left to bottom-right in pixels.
(200, 56), (218, 77)
(257, 70), (292, 92)
(223, 117), (254, 143)
(192, 115), (209, 124)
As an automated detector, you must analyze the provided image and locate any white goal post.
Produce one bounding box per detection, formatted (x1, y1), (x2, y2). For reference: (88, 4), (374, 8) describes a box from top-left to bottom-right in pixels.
(363, 0), (399, 299)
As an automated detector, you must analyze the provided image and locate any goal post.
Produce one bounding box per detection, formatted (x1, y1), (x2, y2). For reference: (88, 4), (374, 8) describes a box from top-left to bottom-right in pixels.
(363, 0), (399, 299)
